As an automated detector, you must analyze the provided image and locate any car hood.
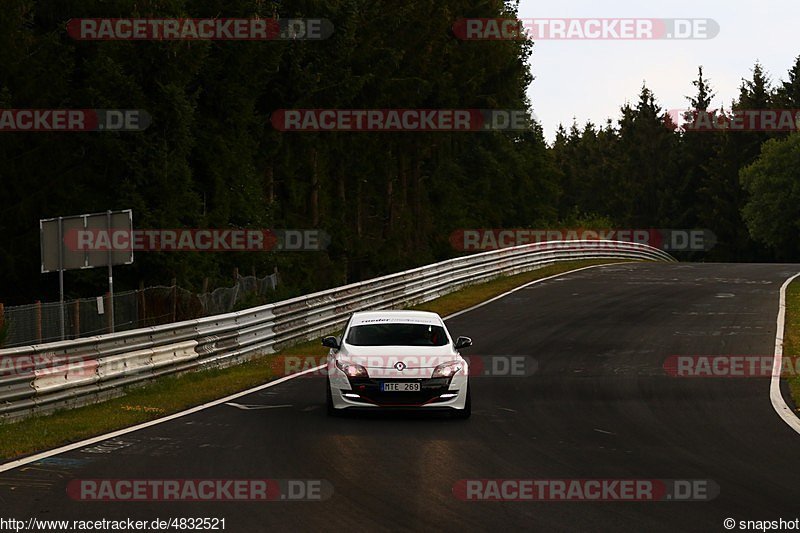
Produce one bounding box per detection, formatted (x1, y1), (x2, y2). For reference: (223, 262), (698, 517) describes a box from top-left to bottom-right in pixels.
(336, 344), (462, 377)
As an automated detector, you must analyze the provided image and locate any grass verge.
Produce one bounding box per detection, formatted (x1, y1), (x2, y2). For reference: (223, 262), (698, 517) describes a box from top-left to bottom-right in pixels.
(0, 258), (625, 460)
(783, 279), (800, 407)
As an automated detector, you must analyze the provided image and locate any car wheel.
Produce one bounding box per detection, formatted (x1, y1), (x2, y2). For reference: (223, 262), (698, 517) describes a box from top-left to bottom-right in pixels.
(326, 377), (338, 417)
(453, 385), (471, 419)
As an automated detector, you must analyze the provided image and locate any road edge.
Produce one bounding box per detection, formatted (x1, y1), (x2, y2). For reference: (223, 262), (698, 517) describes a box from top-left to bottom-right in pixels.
(771, 272), (800, 435)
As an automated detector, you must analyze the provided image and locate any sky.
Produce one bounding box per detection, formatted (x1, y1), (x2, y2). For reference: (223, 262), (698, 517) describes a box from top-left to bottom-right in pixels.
(517, 0), (800, 142)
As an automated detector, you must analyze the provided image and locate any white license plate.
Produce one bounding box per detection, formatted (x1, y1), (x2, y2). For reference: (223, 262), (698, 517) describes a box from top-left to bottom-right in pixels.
(381, 382), (421, 392)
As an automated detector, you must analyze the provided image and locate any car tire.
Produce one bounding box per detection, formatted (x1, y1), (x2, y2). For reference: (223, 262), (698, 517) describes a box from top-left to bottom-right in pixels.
(326, 377), (339, 417)
(453, 384), (471, 419)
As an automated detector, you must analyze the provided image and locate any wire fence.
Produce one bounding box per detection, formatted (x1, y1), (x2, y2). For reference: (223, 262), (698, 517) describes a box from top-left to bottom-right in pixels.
(0, 270), (280, 348)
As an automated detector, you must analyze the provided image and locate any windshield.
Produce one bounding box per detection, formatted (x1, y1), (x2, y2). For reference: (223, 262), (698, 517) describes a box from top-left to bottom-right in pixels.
(346, 323), (449, 347)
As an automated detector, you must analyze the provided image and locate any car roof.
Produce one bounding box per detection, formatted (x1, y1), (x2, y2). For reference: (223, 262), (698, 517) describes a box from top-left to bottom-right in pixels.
(349, 310), (444, 326)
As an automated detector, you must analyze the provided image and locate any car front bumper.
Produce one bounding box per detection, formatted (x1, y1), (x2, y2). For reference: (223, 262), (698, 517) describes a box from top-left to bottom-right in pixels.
(329, 371), (468, 410)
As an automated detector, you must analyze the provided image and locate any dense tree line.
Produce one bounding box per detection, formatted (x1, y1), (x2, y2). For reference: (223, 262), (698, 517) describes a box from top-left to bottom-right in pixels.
(552, 60), (800, 262)
(0, 1), (798, 306)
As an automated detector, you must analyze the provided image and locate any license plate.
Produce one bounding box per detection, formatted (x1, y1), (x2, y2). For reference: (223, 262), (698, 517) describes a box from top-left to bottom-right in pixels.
(381, 382), (421, 392)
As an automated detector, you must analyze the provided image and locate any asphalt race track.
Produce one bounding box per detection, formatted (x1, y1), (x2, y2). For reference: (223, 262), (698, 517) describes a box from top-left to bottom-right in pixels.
(2, 262), (800, 532)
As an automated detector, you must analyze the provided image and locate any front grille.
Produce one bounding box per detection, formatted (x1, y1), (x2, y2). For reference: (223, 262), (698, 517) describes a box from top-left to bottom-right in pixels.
(346, 377), (455, 405)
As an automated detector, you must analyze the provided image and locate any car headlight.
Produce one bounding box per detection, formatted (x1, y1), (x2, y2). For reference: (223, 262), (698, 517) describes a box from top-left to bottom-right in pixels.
(432, 361), (464, 378)
(336, 359), (369, 378)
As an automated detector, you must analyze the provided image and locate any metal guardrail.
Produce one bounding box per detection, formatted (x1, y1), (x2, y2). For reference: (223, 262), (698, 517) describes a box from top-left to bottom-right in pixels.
(0, 240), (675, 421)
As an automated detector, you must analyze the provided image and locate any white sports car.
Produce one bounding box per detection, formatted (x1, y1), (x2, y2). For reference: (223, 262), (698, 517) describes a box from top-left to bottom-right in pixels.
(323, 310), (472, 418)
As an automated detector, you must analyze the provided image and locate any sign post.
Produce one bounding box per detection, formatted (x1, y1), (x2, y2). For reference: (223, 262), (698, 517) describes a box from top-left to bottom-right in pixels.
(107, 210), (115, 333)
(40, 210), (133, 339)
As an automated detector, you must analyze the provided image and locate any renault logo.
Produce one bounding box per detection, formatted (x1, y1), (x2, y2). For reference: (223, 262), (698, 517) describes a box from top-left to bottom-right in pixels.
(394, 362), (406, 371)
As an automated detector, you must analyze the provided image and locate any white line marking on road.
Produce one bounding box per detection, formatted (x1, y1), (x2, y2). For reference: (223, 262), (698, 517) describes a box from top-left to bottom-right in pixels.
(0, 365), (324, 473)
(593, 428), (616, 435)
(771, 272), (800, 435)
(224, 403), (292, 410)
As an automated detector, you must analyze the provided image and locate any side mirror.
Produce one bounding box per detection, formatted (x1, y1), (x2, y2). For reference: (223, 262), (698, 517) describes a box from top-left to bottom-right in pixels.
(454, 336), (472, 349)
(322, 336), (340, 350)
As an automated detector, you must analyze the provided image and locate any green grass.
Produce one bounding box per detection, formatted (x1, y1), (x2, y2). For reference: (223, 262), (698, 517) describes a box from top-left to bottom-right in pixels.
(0, 258), (625, 460)
(784, 280), (800, 406)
